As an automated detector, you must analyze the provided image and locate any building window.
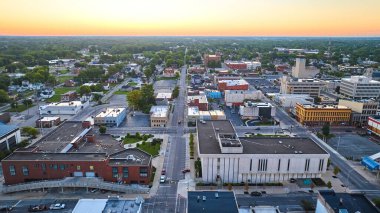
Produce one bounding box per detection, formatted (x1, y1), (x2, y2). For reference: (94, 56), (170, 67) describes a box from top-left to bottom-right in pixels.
(287, 159), (290, 171)
(278, 159), (281, 171)
(112, 167), (118, 178)
(89, 166), (94, 171)
(123, 167), (129, 178)
(140, 167), (148, 177)
(76, 165), (81, 170)
(53, 164), (58, 170)
(60, 165), (65, 171)
(258, 159), (268, 172)
(42, 163), (46, 171)
(9, 165), (16, 176)
(22, 166), (29, 176)
(318, 159), (324, 171)
(305, 159), (310, 172)
(250, 159), (252, 171)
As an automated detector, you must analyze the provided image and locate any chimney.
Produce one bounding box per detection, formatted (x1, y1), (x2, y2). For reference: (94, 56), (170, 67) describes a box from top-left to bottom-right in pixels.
(85, 134), (96, 143)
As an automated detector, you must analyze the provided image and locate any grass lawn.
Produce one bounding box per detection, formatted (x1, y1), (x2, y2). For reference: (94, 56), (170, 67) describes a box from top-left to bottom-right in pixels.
(114, 90), (130, 95)
(58, 69), (70, 75)
(57, 76), (74, 83)
(254, 121), (276, 126)
(156, 76), (179, 81)
(124, 137), (142, 144)
(6, 104), (35, 113)
(127, 82), (138, 86)
(47, 87), (78, 102)
(137, 142), (160, 156)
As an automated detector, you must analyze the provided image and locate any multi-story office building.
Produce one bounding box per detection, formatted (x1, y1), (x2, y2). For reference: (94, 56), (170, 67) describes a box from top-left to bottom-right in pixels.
(196, 120), (329, 183)
(338, 99), (379, 126)
(292, 57), (320, 79)
(94, 108), (127, 127)
(295, 103), (351, 126)
(340, 76), (380, 99)
(280, 76), (324, 97)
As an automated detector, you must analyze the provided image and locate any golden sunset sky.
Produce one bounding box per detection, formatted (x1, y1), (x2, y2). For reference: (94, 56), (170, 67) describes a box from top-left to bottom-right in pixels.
(1, 0), (379, 36)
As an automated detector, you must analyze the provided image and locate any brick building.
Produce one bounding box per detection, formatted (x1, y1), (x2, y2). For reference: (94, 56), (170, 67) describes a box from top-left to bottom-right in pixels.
(35, 117), (61, 128)
(217, 79), (249, 92)
(204, 54), (221, 67)
(1, 121), (152, 185)
(61, 91), (77, 102)
(188, 94), (209, 111)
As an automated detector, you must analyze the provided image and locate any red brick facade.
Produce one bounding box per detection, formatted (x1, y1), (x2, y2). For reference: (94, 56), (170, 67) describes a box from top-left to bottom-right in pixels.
(217, 82), (249, 92)
(188, 99), (208, 111)
(225, 63), (247, 70)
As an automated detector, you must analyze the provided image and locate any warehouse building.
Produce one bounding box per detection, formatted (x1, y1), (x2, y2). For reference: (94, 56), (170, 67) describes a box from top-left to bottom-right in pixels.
(94, 108), (127, 127)
(196, 120), (329, 183)
(0, 123), (21, 152)
(39, 101), (89, 115)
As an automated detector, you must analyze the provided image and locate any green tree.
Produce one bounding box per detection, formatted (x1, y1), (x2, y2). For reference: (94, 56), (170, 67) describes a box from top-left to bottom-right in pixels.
(327, 181), (332, 189)
(333, 166), (341, 176)
(322, 122), (330, 137)
(0, 74), (11, 91)
(300, 200), (315, 212)
(0, 89), (10, 103)
(127, 90), (142, 110)
(22, 99), (33, 106)
(99, 126), (107, 134)
(79, 85), (91, 96)
(228, 183), (232, 191)
(144, 67), (154, 80)
(372, 198), (380, 208)
(172, 86), (179, 98)
(175, 72), (180, 79)
(140, 84), (155, 113)
(21, 126), (39, 138)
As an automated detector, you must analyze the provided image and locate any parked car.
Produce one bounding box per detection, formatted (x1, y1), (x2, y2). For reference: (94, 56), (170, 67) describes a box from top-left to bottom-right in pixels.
(250, 191), (262, 197)
(160, 175), (166, 183)
(28, 205), (47, 212)
(161, 169), (166, 175)
(49, 203), (65, 210)
(90, 188), (99, 193)
(255, 127), (261, 130)
(290, 178), (296, 183)
(182, 168), (190, 173)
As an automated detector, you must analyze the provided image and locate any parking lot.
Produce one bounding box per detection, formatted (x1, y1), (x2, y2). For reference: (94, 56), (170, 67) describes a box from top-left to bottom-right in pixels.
(327, 133), (380, 160)
(0, 199), (78, 213)
(224, 106), (244, 126)
(245, 78), (280, 94)
(154, 79), (177, 92)
(123, 112), (150, 127)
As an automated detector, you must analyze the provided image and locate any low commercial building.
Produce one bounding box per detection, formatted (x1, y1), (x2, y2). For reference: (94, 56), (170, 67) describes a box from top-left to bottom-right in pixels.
(340, 76), (380, 99)
(187, 191), (239, 213)
(94, 108), (127, 127)
(339, 99), (379, 126)
(36, 117), (61, 128)
(274, 94), (314, 108)
(188, 107), (226, 122)
(239, 102), (275, 120)
(217, 79), (249, 92)
(368, 116), (380, 136)
(280, 76), (325, 97)
(204, 54), (221, 67)
(150, 106), (169, 127)
(196, 120), (329, 183)
(188, 94), (209, 111)
(163, 68), (177, 77)
(316, 190), (379, 213)
(39, 101), (89, 115)
(295, 103), (351, 126)
(155, 93), (172, 105)
(205, 90), (222, 99)
(224, 90), (263, 107)
(188, 66), (206, 74)
(61, 91), (77, 102)
(0, 123), (21, 152)
(1, 121), (152, 185)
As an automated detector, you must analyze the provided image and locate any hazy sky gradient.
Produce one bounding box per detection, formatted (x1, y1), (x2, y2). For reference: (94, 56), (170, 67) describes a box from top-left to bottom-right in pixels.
(1, 0), (380, 36)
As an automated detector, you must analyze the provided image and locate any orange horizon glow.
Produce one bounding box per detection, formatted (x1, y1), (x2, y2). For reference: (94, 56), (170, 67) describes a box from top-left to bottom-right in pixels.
(1, 0), (380, 37)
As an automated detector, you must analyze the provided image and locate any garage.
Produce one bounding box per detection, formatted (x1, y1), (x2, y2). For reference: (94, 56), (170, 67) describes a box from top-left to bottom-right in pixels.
(73, 172), (83, 177)
(85, 172), (95, 177)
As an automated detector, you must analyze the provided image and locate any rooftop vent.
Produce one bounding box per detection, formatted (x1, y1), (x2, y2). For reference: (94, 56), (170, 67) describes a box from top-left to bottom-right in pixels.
(203, 196), (206, 201)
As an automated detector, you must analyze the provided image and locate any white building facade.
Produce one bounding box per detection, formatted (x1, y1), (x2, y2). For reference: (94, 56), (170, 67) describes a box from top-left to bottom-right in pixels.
(39, 101), (89, 115)
(224, 90), (263, 107)
(340, 76), (380, 99)
(94, 108), (127, 127)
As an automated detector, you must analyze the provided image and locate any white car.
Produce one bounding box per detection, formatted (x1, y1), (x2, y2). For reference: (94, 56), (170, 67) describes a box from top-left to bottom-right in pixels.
(160, 175), (166, 183)
(50, 203), (65, 210)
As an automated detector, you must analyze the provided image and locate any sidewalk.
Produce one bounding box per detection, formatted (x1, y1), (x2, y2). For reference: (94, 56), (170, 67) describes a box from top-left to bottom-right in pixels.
(149, 134), (169, 197)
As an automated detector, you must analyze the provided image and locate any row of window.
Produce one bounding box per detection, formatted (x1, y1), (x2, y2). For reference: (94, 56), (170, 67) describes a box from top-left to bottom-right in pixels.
(246, 158), (325, 172)
(112, 167), (148, 178)
(9, 164), (95, 176)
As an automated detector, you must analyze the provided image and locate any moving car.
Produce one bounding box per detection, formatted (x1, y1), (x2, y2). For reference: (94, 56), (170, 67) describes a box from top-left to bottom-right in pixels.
(250, 191), (262, 197)
(160, 175), (166, 183)
(49, 203), (65, 210)
(181, 168), (190, 173)
(28, 205), (47, 212)
(161, 169), (166, 175)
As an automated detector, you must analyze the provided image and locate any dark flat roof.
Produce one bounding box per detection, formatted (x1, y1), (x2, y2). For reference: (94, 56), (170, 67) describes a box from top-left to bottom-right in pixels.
(109, 148), (151, 166)
(197, 120), (235, 154)
(319, 190), (379, 213)
(197, 120), (327, 155)
(69, 134), (124, 155)
(3, 152), (107, 161)
(188, 191), (238, 213)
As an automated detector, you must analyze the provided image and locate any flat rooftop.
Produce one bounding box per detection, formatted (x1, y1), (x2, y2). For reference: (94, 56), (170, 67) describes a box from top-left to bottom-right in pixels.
(2, 152), (107, 161)
(197, 120), (327, 155)
(150, 106), (169, 118)
(188, 191), (238, 213)
(319, 190), (379, 213)
(188, 95), (208, 103)
(109, 148), (151, 166)
(69, 134), (124, 155)
(95, 108), (126, 118)
(40, 101), (84, 108)
(34, 121), (87, 152)
(38, 116), (60, 122)
(298, 104), (349, 110)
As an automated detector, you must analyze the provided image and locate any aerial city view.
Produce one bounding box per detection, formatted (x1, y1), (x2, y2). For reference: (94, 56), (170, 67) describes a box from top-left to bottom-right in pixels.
(1, 0), (380, 213)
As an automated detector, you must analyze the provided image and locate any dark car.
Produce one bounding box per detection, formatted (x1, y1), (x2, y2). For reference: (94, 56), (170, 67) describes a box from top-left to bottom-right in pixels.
(182, 168), (190, 173)
(250, 191), (262, 197)
(345, 129), (352, 132)
(290, 178), (296, 183)
(255, 127), (261, 130)
(28, 205), (47, 212)
(161, 169), (166, 175)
